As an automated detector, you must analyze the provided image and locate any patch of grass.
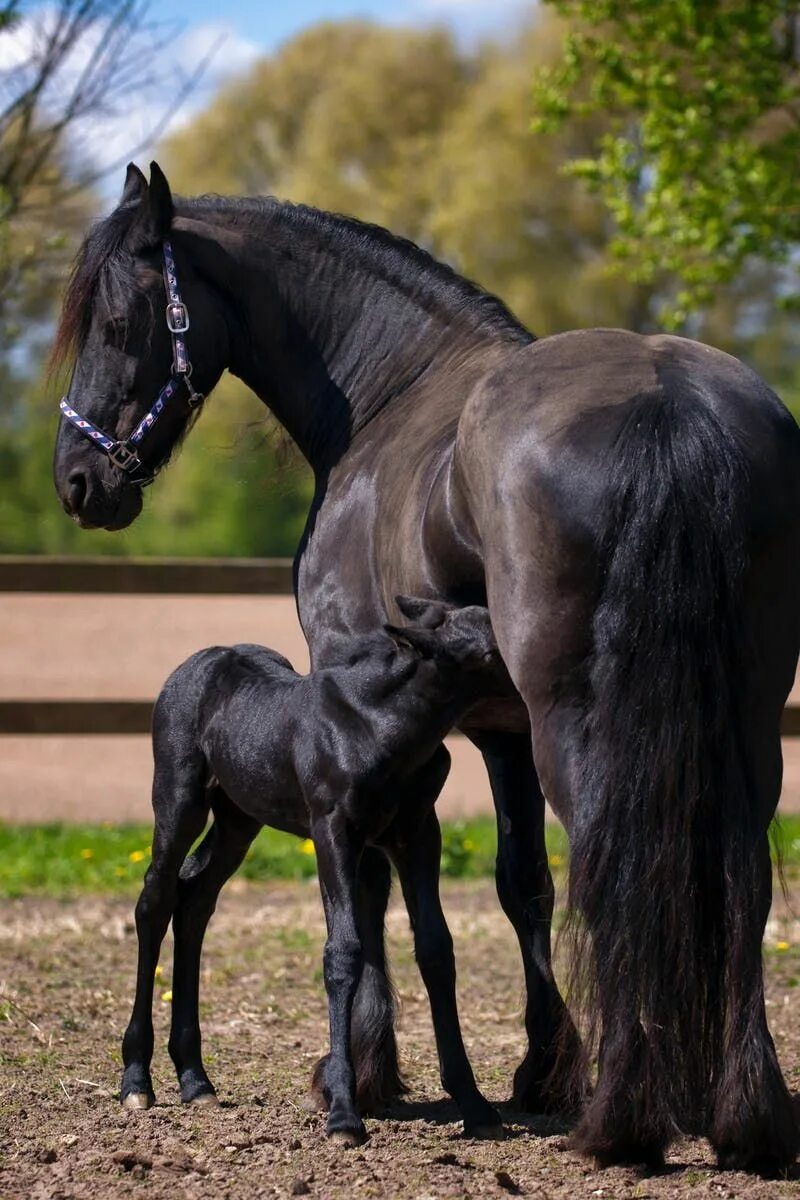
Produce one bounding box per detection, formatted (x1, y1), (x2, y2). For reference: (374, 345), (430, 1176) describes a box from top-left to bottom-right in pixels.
(0, 815), (796, 899)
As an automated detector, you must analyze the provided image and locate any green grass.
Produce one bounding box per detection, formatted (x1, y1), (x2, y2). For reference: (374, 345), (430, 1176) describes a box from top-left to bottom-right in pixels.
(0, 815), (796, 898)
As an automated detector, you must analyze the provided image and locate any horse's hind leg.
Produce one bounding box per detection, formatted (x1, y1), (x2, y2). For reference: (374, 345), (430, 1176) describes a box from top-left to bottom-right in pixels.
(309, 846), (405, 1114)
(711, 837), (798, 1173)
(168, 790), (260, 1105)
(710, 735), (799, 1174)
(470, 730), (586, 1114)
(121, 756), (209, 1109)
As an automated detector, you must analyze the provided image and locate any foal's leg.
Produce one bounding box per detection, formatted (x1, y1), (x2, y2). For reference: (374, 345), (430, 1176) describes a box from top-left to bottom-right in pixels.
(471, 730), (585, 1113)
(309, 846), (404, 1113)
(168, 793), (260, 1105)
(312, 807), (367, 1145)
(121, 760), (209, 1109)
(388, 805), (503, 1138)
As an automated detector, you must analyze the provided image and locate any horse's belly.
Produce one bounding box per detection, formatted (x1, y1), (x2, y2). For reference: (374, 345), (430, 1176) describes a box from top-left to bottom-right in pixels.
(459, 695), (529, 735)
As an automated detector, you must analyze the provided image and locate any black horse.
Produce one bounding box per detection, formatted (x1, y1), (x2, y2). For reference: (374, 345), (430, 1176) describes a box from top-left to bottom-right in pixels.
(122, 599), (508, 1144)
(52, 163), (800, 1172)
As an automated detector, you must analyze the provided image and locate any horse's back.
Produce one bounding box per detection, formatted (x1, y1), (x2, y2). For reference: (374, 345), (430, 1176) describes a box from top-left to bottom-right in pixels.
(458, 328), (800, 557)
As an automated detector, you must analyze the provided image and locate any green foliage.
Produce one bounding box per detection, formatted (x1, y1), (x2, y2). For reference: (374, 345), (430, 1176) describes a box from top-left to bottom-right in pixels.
(0, 371), (312, 555)
(534, 1), (800, 326)
(4, 14), (800, 557)
(1, 816), (797, 897)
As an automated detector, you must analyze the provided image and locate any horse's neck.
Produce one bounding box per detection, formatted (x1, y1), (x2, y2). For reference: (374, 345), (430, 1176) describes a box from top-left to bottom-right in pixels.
(177, 201), (525, 471)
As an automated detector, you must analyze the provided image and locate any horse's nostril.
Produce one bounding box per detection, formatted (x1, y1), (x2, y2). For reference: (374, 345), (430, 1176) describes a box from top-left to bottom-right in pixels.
(66, 469), (88, 514)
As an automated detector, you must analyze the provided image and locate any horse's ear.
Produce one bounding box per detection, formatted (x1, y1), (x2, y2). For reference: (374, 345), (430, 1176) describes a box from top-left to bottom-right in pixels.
(120, 162), (148, 206)
(146, 161), (173, 239)
(126, 160), (173, 249)
(394, 595), (450, 629)
(383, 623), (438, 658)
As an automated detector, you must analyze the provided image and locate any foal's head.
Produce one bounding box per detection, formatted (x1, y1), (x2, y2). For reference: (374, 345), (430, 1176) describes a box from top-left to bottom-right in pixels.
(384, 596), (505, 686)
(52, 162), (226, 529)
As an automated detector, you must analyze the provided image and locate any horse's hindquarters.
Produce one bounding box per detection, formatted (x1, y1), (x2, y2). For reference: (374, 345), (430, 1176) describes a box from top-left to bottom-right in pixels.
(460, 333), (800, 1169)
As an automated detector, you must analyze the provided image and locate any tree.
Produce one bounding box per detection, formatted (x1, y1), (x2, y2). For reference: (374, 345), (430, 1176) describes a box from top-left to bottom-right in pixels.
(533, 1), (800, 326)
(164, 16), (657, 334)
(0, 1), (212, 348)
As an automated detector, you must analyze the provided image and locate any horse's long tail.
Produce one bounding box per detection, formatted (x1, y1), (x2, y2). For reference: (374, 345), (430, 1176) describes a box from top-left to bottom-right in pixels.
(567, 389), (797, 1167)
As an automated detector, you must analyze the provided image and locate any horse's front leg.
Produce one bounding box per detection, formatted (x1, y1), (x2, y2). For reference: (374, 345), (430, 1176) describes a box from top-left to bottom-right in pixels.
(471, 729), (586, 1114)
(312, 806), (367, 1145)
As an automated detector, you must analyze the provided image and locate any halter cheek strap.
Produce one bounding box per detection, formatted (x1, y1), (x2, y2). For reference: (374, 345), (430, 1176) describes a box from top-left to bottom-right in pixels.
(58, 239), (204, 488)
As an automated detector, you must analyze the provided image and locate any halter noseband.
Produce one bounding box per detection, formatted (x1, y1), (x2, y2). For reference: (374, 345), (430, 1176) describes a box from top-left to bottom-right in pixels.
(58, 240), (203, 488)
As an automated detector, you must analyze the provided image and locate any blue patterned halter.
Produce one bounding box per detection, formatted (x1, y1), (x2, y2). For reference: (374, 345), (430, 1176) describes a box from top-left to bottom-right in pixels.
(58, 240), (203, 487)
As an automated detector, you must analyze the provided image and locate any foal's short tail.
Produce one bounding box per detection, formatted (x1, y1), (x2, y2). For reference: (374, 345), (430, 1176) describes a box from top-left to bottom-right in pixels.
(567, 390), (796, 1166)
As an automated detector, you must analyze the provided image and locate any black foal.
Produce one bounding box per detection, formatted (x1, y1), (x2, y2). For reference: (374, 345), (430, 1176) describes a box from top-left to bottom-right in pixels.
(121, 597), (509, 1144)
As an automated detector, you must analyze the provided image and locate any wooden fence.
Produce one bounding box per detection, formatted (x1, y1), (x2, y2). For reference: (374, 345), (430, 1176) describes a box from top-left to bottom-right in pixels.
(2, 555), (799, 737)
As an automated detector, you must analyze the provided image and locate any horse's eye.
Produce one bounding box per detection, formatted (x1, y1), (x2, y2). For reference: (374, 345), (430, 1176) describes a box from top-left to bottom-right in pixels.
(103, 316), (129, 348)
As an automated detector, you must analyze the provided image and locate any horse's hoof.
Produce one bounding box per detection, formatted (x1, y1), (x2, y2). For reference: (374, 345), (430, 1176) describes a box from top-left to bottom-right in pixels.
(464, 1121), (505, 1141)
(121, 1092), (154, 1111)
(301, 1091), (327, 1113)
(327, 1128), (367, 1148)
(186, 1091), (219, 1108)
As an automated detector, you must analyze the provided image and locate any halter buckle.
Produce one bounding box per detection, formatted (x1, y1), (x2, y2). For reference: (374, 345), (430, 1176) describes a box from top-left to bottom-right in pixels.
(108, 440), (143, 473)
(166, 301), (190, 334)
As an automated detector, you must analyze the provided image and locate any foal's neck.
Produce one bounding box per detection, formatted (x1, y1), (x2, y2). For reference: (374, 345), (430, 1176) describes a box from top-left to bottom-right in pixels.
(173, 197), (531, 471)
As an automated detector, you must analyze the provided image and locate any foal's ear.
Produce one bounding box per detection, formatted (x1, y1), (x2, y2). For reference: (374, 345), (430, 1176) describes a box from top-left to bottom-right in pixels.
(394, 595), (450, 629)
(120, 162), (148, 207)
(384, 623), (438, 658)
(126, 160), (174, 249)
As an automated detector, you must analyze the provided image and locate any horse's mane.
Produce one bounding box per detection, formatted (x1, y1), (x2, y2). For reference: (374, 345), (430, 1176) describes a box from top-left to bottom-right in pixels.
(186, 194), (534, 346)
(51, 193), (534, 372)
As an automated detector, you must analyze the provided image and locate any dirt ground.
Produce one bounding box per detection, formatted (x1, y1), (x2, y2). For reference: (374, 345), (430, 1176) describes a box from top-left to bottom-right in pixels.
(0, 880), (798, 1200)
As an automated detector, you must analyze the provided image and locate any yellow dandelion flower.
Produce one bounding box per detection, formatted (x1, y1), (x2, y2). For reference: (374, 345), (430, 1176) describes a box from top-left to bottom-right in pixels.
(300, 839), (316, 856)
(549, 853), (565, 867)
(154, 965), (163, 979)
(776, 940), (790, 952)
(161, 989), (173, 1003)
(129, 849), (146, 863)
(461, 838), (475, 852)
(79, 848), (94, 860)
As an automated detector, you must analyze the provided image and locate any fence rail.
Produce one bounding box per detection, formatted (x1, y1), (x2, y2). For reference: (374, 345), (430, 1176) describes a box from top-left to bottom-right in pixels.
(2, 556), (799, 737)
(0, 554), (294, 594)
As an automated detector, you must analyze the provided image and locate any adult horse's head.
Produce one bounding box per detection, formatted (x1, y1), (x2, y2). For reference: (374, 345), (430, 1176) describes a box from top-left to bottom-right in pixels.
(52, 162), (227, 529)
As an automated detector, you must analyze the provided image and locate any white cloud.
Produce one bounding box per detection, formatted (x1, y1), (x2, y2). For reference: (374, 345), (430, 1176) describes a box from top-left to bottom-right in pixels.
(0, 9), (259, 201)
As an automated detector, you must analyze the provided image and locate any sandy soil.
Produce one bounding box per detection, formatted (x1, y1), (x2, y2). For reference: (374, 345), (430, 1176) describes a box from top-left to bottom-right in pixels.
(0, 880), (798, 1200)
(2, 594), (800, 823)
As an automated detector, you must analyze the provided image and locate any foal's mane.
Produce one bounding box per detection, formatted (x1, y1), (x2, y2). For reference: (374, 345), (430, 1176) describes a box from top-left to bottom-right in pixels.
(52, 193), (534, 372)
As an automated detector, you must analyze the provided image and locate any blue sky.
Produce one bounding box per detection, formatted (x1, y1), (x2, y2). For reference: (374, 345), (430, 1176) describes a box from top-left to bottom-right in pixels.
(5, 0), (532, 199)
(156, 0), (531, 55)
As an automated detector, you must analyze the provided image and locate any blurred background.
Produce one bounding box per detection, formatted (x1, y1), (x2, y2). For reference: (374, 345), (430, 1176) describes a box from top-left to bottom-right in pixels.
(2, 0), (800, 831)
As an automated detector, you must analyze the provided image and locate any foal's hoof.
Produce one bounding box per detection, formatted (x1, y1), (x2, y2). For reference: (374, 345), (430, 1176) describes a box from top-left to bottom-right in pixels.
(186, 1091), (219, 1108)
(301, 1091), (327, 1113)
(327, 1127), (367, 1148)
(121, 1091), (155, 1111)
